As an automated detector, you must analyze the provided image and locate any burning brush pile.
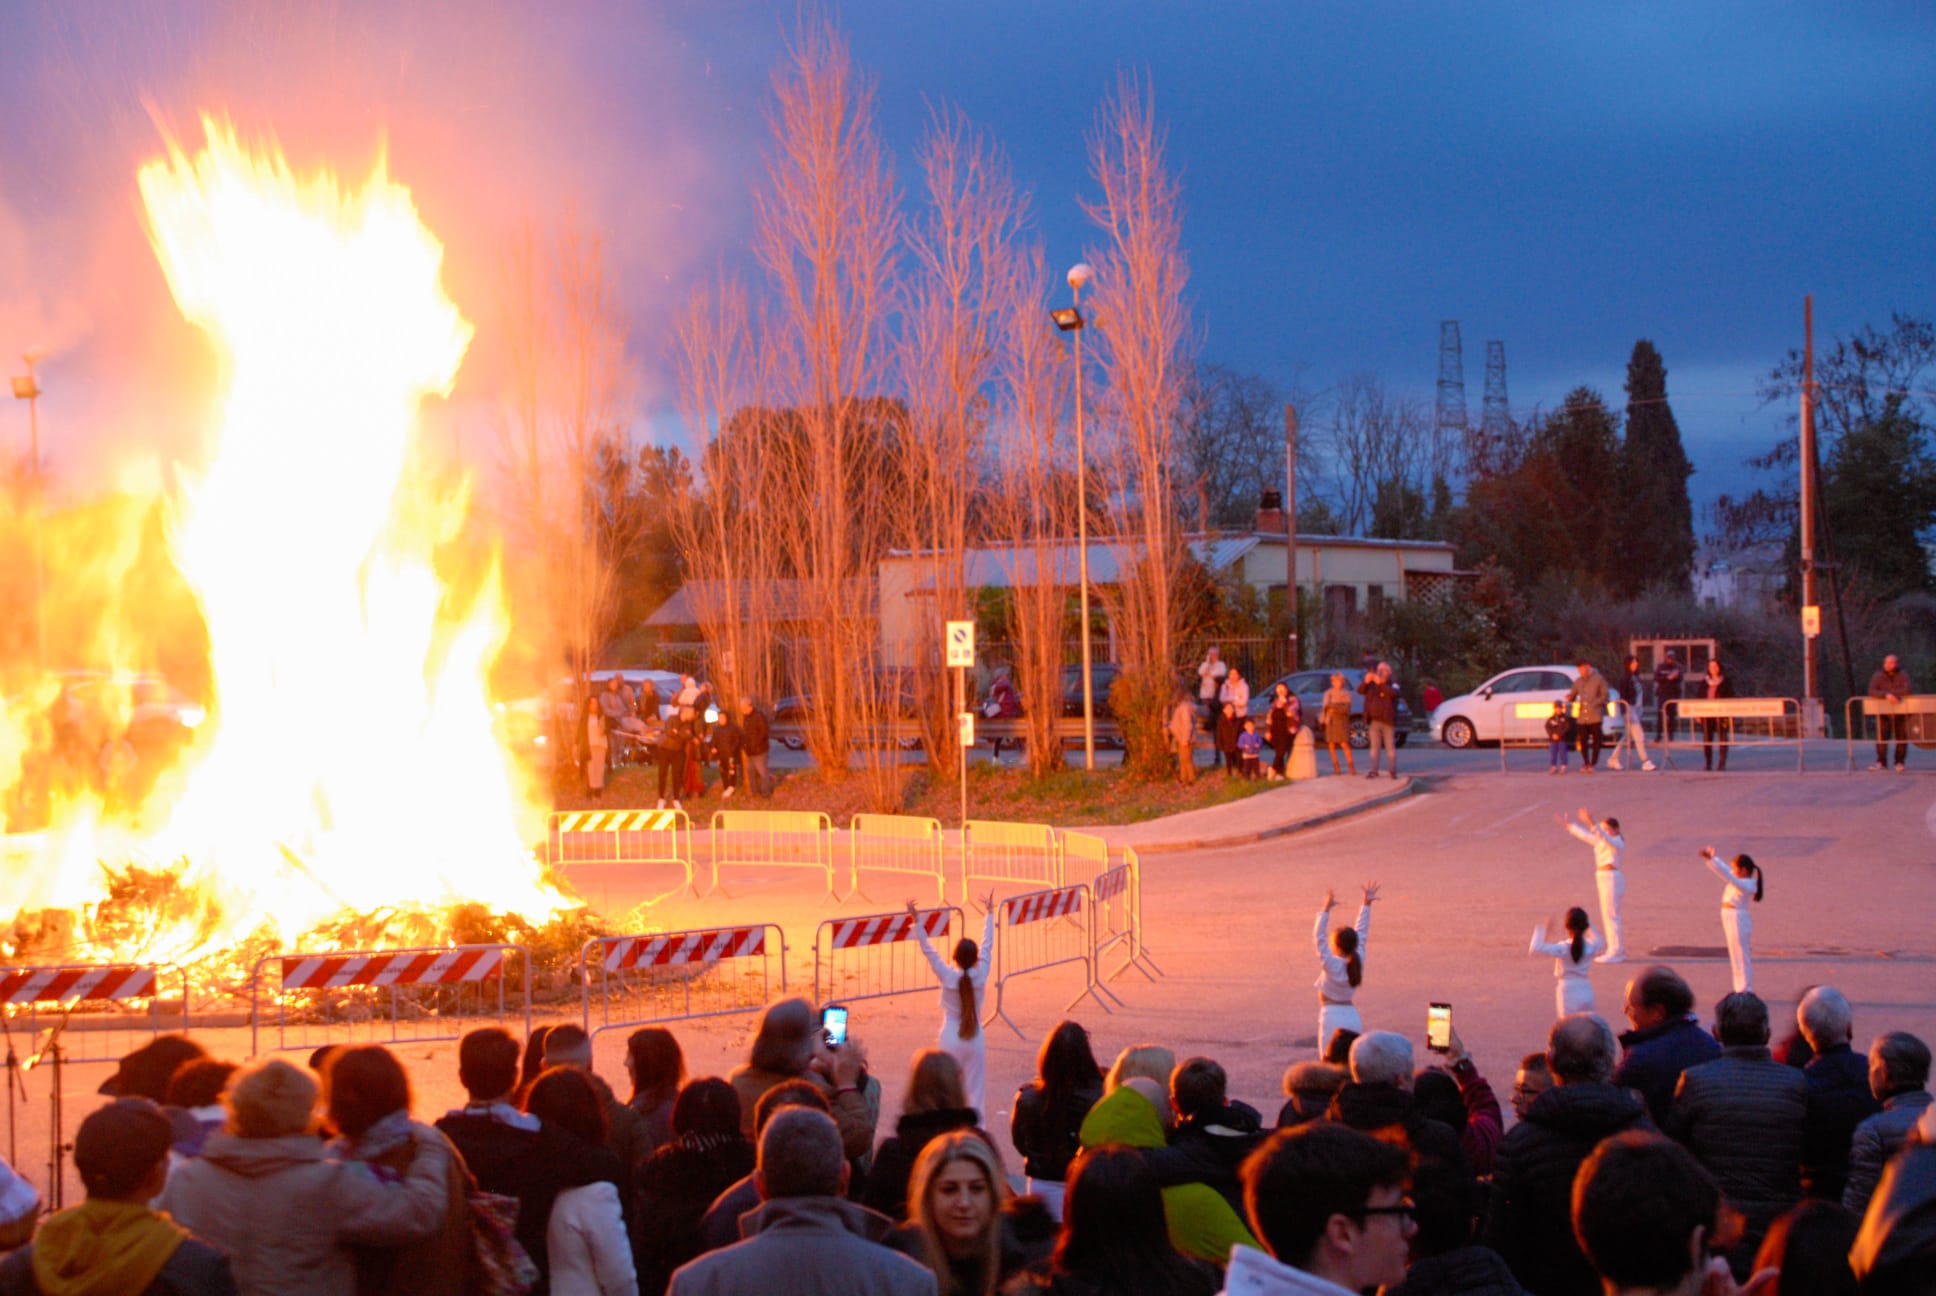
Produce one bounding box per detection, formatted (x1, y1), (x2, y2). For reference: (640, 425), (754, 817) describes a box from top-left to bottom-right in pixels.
(1, 119), (606, 1005)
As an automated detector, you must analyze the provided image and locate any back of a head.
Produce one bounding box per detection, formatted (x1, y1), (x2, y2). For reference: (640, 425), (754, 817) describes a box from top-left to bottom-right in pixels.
(1059, 1145), (1171, 1274)
(1411, 1069), (1466, 1132)
(1800, 986), (1853, 1051)
(626, 1027), (686, 1102)
(1548, 1014), (1618, 1085)
(1636, 965), (1696, 1018)
(75, 1099), (176, 1200)
(753, 1078), (829, 1136)
(543, 1023), (593, 1070)
(1322, 1028), (1360, 1066)
(1106, 1043), (1176, 1092)
(1753, 1199), (1859, 1296)
(907, 1049), (968, 1114)
(758, 1107), (845, 1199)
(166, 1058), (237, 1111)
(521, 1025), (553, 1090)
(1283, 1061), (1348, 1105)
(103, 1034), (208, 1102)
(459, 1027), (522, 1102)
(323, 1045), (412, 1139)
(1572, 1131), (1718, 1292)
(671, 1077), (743, 1144)
(524, 1066), (608, 1147)
(750, 998), (816, 1076)
(225, 1058), (319, 1139)
(1715, 991), (1771, 1048)
(1242, 1122), (1411, 1270)
(1873, 1032), (1933, 1097)
(1171, 1056), (1227, 1121)
(1349, 1032), (1414, 1087)
(1038, 1020), (1101, 1091)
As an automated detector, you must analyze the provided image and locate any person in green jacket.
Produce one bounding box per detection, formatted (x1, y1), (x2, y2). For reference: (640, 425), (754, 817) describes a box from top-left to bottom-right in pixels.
(1075, 1078), (1257, 1266)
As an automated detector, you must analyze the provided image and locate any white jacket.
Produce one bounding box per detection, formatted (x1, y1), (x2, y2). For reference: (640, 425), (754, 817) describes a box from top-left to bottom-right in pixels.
(914, 909), (995, 1036)
(1312, 904), (1370, 1000)
(1220, 1244), (1359, 1295)
(548, 1181), (639, 1296)
(1566, 821), (1624, 871)
(1531, 924), (1604, 980)
(1704, 855), (1755, 910)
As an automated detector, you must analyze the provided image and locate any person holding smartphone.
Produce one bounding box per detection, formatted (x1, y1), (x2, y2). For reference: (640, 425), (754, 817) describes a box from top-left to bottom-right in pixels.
(908, 896), (996, 1114)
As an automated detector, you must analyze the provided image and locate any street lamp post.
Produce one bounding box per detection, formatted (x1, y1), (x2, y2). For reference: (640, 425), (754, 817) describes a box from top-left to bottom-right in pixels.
(1051, 264), (1096, 770)
(9, 352), (46, 673)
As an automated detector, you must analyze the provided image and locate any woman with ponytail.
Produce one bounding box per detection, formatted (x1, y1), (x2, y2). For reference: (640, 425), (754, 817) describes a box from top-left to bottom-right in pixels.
(909, 895), (996, 1113)
(1701, 846), (1764, 992)
(1530, 906), (1604, 1017)
(1313, 883), (1377, 1046)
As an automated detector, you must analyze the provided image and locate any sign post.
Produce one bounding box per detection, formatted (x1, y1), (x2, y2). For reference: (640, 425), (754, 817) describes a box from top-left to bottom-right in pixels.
(946, 622), (975, 829)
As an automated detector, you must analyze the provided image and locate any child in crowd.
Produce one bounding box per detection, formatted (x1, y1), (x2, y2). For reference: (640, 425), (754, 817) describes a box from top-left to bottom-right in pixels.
(1237, 718), (1264, 779)
(1546, 701), (1575, 774)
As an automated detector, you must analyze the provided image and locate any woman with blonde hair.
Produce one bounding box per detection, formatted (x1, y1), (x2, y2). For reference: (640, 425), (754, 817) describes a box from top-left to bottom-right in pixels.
(889, 1130), (1014, 1296)
(1104, 1044), (1177, 1094)
(865, 1049), (984, 1221)
(1319, 674), (1356, 775)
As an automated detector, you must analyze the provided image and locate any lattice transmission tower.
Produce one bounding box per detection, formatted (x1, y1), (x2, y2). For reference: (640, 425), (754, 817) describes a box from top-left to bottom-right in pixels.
(1435, 321), (1467, 445)
(1471, 339), (1510, 475)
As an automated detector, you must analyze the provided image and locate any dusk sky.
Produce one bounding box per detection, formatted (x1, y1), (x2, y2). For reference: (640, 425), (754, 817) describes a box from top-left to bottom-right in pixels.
(3, 1), (1932, 519)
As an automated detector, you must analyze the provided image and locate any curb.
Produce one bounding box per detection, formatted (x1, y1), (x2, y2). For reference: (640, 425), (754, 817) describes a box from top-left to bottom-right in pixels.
(1102, 777), (1417, 856)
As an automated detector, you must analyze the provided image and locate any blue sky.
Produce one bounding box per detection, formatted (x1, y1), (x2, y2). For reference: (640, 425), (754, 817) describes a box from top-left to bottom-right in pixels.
(3, 1), (1931, 517)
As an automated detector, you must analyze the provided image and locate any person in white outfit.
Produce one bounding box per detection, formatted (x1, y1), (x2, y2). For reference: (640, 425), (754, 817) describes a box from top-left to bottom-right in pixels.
(1313, 884), (1377, 1047)
(1699, 847), (1763, 993)
(1530, 906), (1604, 1017)
(1559, 808), (1627, 964)
(908, 895), (996, 1114)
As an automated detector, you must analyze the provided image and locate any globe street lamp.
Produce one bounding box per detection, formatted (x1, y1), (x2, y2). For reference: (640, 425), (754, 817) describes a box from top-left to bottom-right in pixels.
(1051, 264), (1096, 770)
(10, 351), (46, 673)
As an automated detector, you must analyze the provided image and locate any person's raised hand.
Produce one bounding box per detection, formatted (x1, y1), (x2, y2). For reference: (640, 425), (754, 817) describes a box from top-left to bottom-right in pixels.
(1361, 882), (1381, 904)
(905, 899), (919, 916)
(1323, 888), (1337, 911)
(1577, 807), (1595, 824)
(1701, 1256), (1777, 1296)
(831, 1036), (867, 1088)
(1700, 846), (1716, 861)
(982, 890), (997, 914)
(1553, 812), (1568, 828)
(1445, 1026), (1468, 1069)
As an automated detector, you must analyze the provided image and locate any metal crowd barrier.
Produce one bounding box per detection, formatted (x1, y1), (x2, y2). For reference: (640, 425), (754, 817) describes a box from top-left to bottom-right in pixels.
(1662, 697), (1805, 772)
(961, 820), (1060, 906)
(1494, 698), (1634, 773)
(985, 882), (1116, 1038)
(250, 943), (528, 1058)
(848, 814), (947, 903)
(581, 923), (784, 1039)
(708, 810), (837, 901)
(1059, 830), (1110, 893)
(1119, 847), (1165, 978)
(812, 906), (961, 1008)
(1844, 695), (1936, 771)
(548, 808), (695, 897)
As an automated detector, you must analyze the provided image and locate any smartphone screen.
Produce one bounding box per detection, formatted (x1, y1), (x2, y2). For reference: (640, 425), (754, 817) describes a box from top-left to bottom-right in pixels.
(821, 1004), (849, 1049)
(1427, 1003), (1452, 1053)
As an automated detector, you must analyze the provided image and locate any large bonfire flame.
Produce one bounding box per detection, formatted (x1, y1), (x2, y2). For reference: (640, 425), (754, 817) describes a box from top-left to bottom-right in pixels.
(2, 118), (572, 968)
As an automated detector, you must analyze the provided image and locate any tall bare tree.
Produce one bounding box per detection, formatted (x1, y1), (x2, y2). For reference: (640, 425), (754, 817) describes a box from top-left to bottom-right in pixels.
(1319, 375), (1454, 536)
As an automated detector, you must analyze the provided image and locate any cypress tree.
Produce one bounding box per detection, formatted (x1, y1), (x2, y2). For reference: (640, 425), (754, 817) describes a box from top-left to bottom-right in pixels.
(1620, 340), (1696, 595)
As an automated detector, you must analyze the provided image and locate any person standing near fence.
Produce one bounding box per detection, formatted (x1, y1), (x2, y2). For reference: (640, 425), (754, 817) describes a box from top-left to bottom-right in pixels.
(907, 896), (996, 1115)
(1530, 907), (1603, 1016)
(1653, 650), (1684, 743)
(739, 697), (771, 797)
(1197, 646), (1228, 729)
(1265, 682), (1298, 780)
(1169, 690), (1198, 784)
(1313, 885), (1376, 1046)
(1609, 655), (1659, 772)
(1546, 700), (1575, 774)
(1869, 653), (1914, 771)
(1699, 847), (1763, 993)
(654, 707), (691, 811)
(585, 691), (609, 800)
(1319, 674), (1356, 776)
(1559, 808), (1627, 963)
(1698, 659), (1735, 771)
(1357, 663), (1400, 779)
(1567, 660), (1611, 773)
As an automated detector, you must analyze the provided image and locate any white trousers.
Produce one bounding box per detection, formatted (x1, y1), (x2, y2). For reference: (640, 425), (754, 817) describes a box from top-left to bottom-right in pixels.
(940, 1031), (987, 1115)
(1556, 975), (1596, 1019)
(1597, 869), (1627, 959)
(1723, 907), (1753, 993)
(1026, 1178), (1066, 1221)
(1318, 1001), (1363, 1053)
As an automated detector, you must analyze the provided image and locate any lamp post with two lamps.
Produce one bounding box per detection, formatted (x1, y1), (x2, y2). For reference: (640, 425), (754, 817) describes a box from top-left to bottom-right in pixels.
(1050, 264), (1096, 771)
(9, 351), (46, 674)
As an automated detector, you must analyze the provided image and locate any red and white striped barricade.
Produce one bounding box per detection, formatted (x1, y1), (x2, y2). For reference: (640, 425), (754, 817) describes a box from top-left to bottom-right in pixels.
(1119, 847), (1165, 979)
(548, 808), (695, 899)
(581, 923), (785, 1040)
(0, 962), (186, 1066)
(813, 906), (962, 1008)
(985, 883), (1114, 1039)
(250, 944), (529, 1058)
(708, 810), (837, 901)
(960, 820), (1059, 907)
(1059, 830), (1109, 893)
(848, 814), (946, 904)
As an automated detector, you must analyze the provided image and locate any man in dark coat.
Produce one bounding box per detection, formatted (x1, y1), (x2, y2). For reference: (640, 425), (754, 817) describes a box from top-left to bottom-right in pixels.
(1652, 651), (1684, 742)
(739, 697), (772, 798)
(1798, 984), (1881, 1201)
(1612, 966), (1721, 1128)
(1144, 1057), (1266, 1218)
(1485, 1014), (1652, 1296)
(1666, 991), (1808, 1276)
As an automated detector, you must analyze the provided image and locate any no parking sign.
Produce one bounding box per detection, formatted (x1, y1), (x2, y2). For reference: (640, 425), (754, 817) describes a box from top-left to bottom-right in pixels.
(945, 620), (975, 668)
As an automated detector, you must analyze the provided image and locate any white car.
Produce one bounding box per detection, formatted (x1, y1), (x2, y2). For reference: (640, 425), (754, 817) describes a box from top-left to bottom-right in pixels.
(1429, 665), (1628, 749)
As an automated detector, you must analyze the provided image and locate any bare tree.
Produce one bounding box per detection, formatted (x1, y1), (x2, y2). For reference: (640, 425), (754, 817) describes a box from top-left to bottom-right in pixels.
(1083, 74), (1193, 778)
(1318, 375), (1454, 536)
(1174, 361), (1320, 530)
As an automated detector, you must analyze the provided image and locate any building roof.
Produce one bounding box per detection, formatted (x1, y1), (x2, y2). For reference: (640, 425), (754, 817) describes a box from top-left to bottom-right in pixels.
(644, 578), (875, 628)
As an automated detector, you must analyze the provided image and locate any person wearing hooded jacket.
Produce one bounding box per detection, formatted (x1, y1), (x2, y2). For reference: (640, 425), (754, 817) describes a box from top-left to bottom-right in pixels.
(1076, 1078), (1258, 1266)
(1141, 1058), (1266, 1221)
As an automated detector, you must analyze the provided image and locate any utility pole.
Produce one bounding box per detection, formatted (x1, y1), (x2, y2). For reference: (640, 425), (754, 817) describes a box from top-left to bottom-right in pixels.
(1284, 403), (1298, 673)
(1799, 297), (1821, 735)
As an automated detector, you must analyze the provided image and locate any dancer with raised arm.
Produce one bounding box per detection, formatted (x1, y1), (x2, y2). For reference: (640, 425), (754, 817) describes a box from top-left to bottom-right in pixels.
(908, 895), (996, 1113)
(1699, 847), (1764, 993)
(1314, 884), (1377, 1047)
(1530, 907), (1604, 1017)
(1558, 807), (1628, 964)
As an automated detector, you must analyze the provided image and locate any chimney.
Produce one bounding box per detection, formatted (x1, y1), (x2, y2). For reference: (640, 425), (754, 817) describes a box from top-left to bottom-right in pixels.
(1254, 489), (1287, 535)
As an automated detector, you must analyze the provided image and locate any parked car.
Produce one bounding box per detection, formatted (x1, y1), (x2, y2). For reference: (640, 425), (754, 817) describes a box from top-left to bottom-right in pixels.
(1428, 664), (1628, 749)
(773, 670), (922, 750)
(586, 669), (686, 720)
(1245, 667), (1412, 749)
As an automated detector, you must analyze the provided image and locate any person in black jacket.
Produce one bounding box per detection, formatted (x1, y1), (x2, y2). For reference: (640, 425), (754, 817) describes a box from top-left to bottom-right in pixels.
(738, 697), (771, 798)
(632, 1079), (755, 1295)
(1798, 985), (1882, 1201)
(1667, 991), (1809, 1276)
(1612, 966), (1721, 1128)
(1653, 651), (1684, 743)
(1485, 1014), (1653, 1296)
(1696, 658), (1736, 771)
(865, 1050), (983, 1222)
(1142, 1057), (1265, 1219)
(712, 709), (744, 801)
(1010, 1021), (1103, 1217)
(654, 706), (692, 810)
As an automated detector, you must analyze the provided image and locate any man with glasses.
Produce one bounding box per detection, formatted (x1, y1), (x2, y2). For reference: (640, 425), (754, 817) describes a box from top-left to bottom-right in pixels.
(1509, 1053), (1551, 1121)
(1226, 1121), (1414, 1295)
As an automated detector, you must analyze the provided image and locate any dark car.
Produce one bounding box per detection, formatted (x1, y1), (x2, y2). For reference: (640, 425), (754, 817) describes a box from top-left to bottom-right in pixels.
(1246, 667), (1411, 749)
(973, 664), (1123, 752)
(773, 670), (922, 750)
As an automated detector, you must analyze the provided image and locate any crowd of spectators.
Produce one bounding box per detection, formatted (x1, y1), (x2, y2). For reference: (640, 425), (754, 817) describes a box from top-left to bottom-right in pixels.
(2, 968), (1934, 1296)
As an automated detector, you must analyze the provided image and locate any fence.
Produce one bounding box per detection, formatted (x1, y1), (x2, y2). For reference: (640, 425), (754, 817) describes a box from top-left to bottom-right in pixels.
(0, 962), (186, 1066)
(984, 883), (1115, 1037)
(848, 814), (947, 903)
(1662, 698), (1806, 772)
(708, 810), (837, 901)
(813, 906), (963, 1008)
(548, 808), (695, 898)
(1496, 698), (1637, 773)
(1118, 847), (1165, 979)
(1844, 695), (1936, 770)
(1059, 830), (1110, 893)
(581, 924), (784, 1039)
(250, 944), (528, 1058)
(961, 820), (1060, 905)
